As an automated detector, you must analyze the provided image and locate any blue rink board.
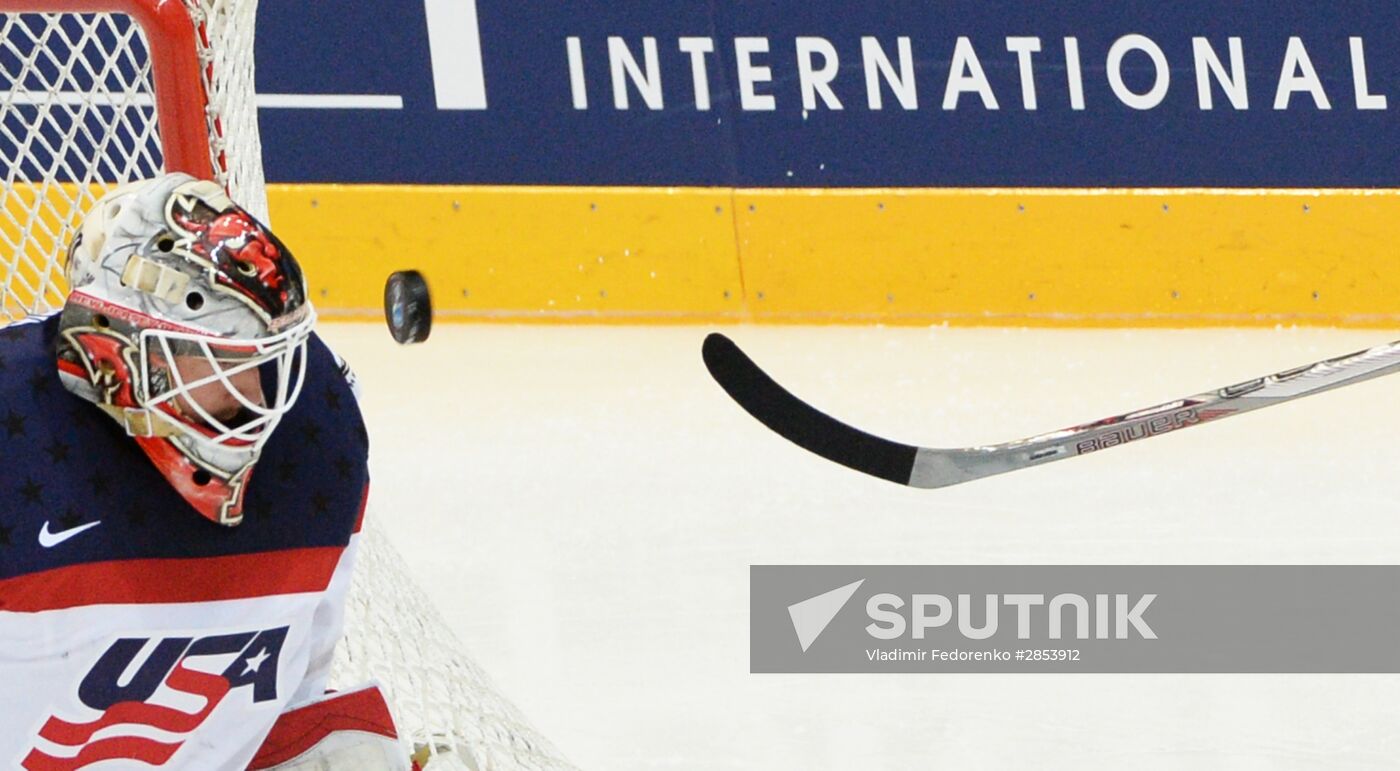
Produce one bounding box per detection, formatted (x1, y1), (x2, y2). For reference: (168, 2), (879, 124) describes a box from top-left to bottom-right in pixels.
(252, 1), (1400, 188)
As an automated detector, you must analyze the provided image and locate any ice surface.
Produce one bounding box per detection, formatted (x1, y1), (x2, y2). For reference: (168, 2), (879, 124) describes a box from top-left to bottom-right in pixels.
(317, 322), (1400, 771)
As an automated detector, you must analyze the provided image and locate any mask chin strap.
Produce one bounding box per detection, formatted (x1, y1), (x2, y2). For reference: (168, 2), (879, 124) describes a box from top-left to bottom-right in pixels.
(97, 395), (258, 525)
(95, 403), (182, 438)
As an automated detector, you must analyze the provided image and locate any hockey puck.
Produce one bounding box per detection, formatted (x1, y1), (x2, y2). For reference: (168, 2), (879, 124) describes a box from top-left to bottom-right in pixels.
(384, 270), (432, 344)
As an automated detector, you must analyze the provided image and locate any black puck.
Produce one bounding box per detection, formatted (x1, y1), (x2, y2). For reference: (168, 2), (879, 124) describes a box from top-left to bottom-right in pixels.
(384, 270), (432, 344)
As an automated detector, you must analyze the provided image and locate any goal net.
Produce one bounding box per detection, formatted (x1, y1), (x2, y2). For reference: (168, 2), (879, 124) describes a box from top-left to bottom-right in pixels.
(0, 3), (574, 769)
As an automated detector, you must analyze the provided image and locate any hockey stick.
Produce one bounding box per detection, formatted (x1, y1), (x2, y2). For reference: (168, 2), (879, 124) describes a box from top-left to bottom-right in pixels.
(702, 332), (1400, 489)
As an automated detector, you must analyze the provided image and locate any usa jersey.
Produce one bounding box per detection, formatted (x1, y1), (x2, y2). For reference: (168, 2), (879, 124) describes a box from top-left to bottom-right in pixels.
(0, 315), (371, 770)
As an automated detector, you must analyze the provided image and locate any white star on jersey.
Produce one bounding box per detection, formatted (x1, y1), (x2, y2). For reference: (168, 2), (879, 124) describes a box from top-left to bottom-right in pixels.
(243, 648), (271, 675)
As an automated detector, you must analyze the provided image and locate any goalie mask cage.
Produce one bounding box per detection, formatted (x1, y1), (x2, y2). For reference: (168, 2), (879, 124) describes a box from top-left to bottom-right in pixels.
(0, 2), (575, 769)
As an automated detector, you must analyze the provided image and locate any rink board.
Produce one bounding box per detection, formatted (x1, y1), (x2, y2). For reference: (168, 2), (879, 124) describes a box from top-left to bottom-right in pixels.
(257, 2), (1400, 189)
(270, 185), (1400, 327)
(10, 4), (1400, 325)
(246, 2), (1400, 326)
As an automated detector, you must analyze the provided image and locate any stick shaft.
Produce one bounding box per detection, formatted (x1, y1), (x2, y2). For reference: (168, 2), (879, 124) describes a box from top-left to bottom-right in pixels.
(702, 332), (1400, 490)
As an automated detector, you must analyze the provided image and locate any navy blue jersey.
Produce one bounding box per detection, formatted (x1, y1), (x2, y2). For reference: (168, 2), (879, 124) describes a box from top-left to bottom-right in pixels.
(0, 314), (371, 769)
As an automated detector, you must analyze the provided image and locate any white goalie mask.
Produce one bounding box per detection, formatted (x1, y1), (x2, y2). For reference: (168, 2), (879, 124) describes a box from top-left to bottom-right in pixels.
(55, 173), (315, 526)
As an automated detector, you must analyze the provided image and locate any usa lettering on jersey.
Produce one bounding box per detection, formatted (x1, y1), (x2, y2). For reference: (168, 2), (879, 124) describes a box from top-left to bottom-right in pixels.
(22, 627), (286, 770)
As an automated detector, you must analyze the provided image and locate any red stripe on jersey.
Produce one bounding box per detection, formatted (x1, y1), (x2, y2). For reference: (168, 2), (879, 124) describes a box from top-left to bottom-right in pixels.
(0, 547), (346, 612)
(37, 663), (231, 745)
(23, 735), (181, 771)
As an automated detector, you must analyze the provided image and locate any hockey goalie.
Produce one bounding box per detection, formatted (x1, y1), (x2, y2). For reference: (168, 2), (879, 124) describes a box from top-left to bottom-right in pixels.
(0, 174), (410, 770)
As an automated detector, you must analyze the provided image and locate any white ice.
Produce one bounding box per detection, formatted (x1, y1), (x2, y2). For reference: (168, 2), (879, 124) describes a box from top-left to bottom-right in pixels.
(318, 322), (1400, 771)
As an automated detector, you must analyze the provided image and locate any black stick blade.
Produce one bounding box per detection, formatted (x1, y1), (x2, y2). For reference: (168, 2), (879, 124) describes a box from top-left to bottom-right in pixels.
(701, 333), (918, 485)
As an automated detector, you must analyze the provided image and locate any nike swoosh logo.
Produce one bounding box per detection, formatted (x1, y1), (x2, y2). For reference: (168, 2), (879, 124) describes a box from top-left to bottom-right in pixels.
(38, 520), (102, 548)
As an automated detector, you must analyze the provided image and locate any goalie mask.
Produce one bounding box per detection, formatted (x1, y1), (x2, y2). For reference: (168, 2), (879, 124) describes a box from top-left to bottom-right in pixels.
(55, 173), (314, 526)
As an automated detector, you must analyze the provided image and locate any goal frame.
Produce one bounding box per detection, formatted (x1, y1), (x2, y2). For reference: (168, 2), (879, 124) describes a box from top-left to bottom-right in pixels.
(0, 0), (216, 180)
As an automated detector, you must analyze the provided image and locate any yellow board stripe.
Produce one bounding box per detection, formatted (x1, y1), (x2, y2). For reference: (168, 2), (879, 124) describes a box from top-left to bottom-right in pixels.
(268, 184), (745, 324)
(267, 185), (1400, 327)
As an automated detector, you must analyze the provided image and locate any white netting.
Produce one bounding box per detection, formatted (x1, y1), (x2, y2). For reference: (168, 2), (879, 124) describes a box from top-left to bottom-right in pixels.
(334, 516), (577, 771)
(0, 11), (162, 318)
(0, 4), (573, 769)
(0, 2), (263, 320)
(183, 0), (265, 223)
